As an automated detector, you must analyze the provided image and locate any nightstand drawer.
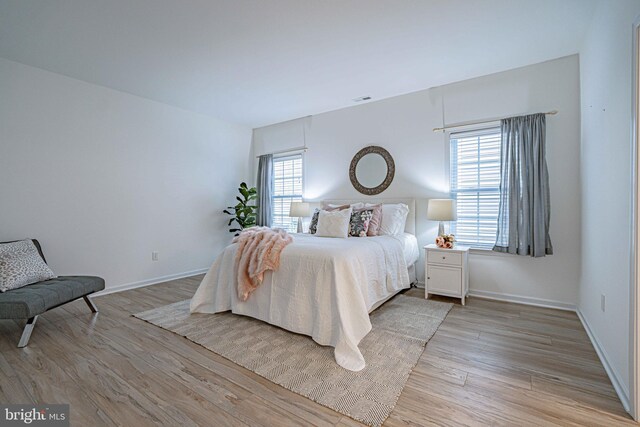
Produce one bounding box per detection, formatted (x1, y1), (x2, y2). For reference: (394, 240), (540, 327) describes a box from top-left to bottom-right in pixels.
(427, 250), (462, 266)
(427, 265), (462, 294)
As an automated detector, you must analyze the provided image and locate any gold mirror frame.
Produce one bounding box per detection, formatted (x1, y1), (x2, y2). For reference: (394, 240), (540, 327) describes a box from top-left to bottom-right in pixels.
(349, 146), (395, 195)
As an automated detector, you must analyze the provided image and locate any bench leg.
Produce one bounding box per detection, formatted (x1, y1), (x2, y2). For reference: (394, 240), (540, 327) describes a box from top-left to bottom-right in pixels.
(83, 295), (98, 313)
(18, 316), (38, 348)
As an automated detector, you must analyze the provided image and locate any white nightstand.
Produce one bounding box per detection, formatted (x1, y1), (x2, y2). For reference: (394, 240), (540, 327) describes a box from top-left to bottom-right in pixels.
(424, 244), (470, 305)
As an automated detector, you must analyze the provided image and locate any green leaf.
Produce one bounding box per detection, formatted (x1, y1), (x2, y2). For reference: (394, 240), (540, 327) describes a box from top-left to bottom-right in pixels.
(225, 182), (263, 233)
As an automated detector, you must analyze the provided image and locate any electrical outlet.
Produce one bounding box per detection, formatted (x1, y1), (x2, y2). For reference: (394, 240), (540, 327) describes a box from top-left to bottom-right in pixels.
(152, 251), (159, 261)
(601, 294), (606, 312)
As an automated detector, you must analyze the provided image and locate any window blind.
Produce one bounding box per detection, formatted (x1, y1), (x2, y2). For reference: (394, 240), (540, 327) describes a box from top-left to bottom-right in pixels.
(450, 127), (501, 249)
(272, 154), (303, 232)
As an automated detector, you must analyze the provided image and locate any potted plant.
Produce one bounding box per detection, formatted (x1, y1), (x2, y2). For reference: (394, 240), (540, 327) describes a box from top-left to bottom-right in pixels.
(223, 182), (258, 236)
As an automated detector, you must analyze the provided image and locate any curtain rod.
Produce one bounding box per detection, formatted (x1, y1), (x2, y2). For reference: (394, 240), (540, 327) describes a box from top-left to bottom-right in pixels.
(432, 110), (558, 133)
(255, 146), (308, 158)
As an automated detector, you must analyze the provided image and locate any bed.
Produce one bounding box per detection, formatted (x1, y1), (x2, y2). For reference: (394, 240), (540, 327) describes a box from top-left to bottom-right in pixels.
(190, 198), (419, 371)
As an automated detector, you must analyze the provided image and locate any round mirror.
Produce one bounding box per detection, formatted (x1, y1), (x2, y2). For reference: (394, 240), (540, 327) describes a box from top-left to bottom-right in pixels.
(355, 153), (388, 188)
(349, 146), (395, 195)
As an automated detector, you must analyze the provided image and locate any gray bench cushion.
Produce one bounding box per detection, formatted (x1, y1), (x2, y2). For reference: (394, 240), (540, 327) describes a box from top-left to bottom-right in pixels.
(0, 276), (105, 319)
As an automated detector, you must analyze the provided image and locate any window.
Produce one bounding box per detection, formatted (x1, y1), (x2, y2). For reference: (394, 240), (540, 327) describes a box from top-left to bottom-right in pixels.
(449, 127), (501, 249)
(272, 154), (303, 232)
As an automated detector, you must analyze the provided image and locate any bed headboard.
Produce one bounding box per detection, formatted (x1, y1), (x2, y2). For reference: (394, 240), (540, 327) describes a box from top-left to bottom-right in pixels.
(321, 198), (417, 235)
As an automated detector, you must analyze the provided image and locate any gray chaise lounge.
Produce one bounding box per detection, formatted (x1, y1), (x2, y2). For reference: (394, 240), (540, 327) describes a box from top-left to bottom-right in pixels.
(0, 240), (105, 347)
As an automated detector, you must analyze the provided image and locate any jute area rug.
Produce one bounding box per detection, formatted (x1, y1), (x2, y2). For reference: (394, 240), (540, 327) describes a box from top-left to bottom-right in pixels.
(134, 294), (452, 426)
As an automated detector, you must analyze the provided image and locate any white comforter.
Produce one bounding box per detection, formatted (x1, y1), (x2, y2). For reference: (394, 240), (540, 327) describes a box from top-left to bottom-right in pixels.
(190, 233), (411, 371)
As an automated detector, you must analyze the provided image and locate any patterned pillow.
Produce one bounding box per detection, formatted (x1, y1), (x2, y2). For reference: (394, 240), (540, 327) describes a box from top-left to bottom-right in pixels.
(349, 208), (374, 237)
(0, 240), (56, 292)
(309, 208), (320, 234)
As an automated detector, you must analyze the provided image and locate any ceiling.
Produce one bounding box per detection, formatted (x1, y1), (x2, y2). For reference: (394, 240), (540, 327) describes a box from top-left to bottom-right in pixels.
(0, 0), (599, 128)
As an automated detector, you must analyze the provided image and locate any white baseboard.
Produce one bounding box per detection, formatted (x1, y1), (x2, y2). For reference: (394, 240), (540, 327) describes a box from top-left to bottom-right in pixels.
(467, 289), (577, 311)
(94, 268), (208, 297)
(577, 309), (631, 413)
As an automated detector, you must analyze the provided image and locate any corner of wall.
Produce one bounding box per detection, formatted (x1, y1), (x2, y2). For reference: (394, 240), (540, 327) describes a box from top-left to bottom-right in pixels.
(577, 308), (631, 412)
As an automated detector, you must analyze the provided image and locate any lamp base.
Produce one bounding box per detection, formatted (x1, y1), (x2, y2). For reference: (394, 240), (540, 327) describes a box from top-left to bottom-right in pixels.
(297, 217), (303, 233)
(438, 221), (445, 236)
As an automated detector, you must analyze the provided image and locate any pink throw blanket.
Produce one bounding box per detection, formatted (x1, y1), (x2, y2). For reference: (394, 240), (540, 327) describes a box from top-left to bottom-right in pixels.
(232, 227), (293, 301)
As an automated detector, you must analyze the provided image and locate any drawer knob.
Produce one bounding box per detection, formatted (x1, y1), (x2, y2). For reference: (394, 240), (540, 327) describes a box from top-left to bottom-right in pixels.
(442, 256), (446, 259)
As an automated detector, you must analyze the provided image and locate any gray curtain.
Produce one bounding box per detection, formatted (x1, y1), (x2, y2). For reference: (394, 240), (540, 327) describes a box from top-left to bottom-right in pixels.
(493, 113), (553, 257)
(256, 154), (273, 227)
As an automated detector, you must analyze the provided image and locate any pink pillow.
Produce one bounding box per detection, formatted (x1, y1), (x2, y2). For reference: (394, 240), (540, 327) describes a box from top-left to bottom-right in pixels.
(365, 204), (383, 236)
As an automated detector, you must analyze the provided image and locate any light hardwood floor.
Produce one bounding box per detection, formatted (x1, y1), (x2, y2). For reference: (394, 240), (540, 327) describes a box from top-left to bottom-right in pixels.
(0, 275), (635, 426)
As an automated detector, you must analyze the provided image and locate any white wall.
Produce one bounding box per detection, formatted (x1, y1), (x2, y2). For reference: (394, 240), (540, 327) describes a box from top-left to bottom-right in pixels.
(254, 55), (582, 308)
(578, 0), (640, 408)
(0, 58), (252, 291)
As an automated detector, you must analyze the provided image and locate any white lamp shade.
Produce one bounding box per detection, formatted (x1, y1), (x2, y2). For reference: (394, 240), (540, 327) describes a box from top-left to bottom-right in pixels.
(427, 199), (457, 221)
(289, 202), (310, 217)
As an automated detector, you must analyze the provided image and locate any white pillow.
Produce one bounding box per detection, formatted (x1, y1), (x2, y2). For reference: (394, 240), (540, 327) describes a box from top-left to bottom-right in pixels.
(0, 240), (56, 292)
(378, 203), (410, 236)
(315, 208), (353, 238)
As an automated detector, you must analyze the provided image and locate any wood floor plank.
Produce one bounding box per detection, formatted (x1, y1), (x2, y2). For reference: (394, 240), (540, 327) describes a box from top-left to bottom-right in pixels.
(463, 373), (636, 426)
(100, 310), (342, 426)
(411, 359), (468, 387)
(0, 276), (632, 426)
(419, 351), (533, 390)
(99, 324), (323, 426)
(531, 376), (630, 418)
(0, 333), (116, 425)
(392, 380), (516, 426)
(0, 353), (35, 404)
(46, 313), (263, 426)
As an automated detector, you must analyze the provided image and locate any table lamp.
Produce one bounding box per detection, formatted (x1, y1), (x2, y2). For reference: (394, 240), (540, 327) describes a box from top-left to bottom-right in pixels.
(427, 199), (457, 236)
(289, 202), (310, 233)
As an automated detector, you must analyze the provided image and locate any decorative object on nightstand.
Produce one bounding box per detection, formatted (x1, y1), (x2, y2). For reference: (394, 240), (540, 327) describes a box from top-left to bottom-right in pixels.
(427, 199), (456, 236)
(424, 244), (469, 305)
(289, 202), (310, 233)
(435, 233), (456, 249)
